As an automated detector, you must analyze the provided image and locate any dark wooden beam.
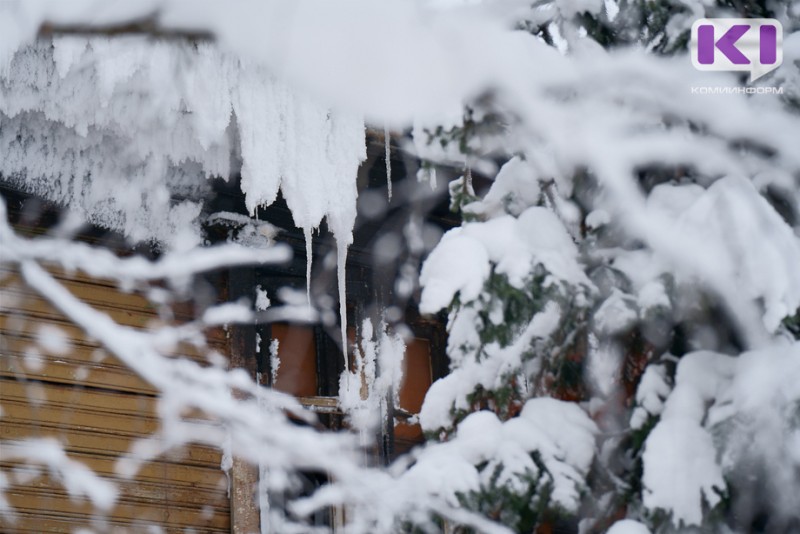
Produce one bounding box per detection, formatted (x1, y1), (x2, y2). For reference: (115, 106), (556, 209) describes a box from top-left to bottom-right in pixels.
(227, 267), (261, 534)
(37, 16), (213, 42)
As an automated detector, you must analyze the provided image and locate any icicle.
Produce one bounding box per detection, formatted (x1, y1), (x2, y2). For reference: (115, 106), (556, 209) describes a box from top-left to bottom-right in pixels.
(269, 339), (280, 386)
(384, 125), (392, 202)
(338, 239), (350, 373)
(303, 227), (313, 307)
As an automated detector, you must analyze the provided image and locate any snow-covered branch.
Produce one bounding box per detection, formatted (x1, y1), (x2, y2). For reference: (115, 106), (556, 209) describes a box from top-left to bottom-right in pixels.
(1, 438), (118, 511)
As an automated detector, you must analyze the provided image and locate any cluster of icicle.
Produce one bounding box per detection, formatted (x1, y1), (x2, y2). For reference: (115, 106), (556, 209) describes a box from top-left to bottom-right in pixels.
(0, 36), (366, 361)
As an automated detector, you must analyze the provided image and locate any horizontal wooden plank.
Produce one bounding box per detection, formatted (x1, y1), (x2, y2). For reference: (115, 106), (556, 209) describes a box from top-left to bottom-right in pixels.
(0, 314), (228, 363)
(5, 473), (228, 516)
(1, 263), (221, 320)
(0, 348), (157, 395)
(1, 398), (160, 438)
(1, 287), (173, 332)
(299, 396), (341, 414)
(1, 450), (228, 492)
(1, 311), (128, 352)
(0, 270), (216, 332)
(2, 401), (215, 466)
(0, 511), (229, 534)
(5, 469), (228, 512)
(1, 378), (158, 415)
(1, 382), (216, 436)
(0, 269), (160, 318)
(4, 485), (229, 531)
(1, 267), (230, 345)
(0, 421), (222, 469)
(0, 262), (211, 305)
(0, 262), (123, 291)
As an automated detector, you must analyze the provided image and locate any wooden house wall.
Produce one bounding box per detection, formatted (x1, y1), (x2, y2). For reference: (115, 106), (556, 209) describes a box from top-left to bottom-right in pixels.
(0, 199), (231, 533)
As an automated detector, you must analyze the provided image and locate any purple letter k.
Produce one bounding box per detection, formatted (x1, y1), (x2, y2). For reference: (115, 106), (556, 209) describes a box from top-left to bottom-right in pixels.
(697, 24), (751, 65)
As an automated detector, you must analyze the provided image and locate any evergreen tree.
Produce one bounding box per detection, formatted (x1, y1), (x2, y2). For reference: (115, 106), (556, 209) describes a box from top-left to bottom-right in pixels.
(415, 1), (800, 532)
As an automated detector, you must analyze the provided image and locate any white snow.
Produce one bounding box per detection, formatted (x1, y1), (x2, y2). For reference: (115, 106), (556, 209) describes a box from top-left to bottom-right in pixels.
(642, 417), (725, 527)
(1, 37), (365, 365)
(36, 324), (69, 355)
(338, 319), (406, 439)
(0, 39), (365, 251)
(607, 519), (651, 534)
(641, 344), (800, 526)
(630, 364), (671, 430)
(202, 302), (254, 326)
(303, 228), (313, 306)
(641, 352), (733, 527)
(221, 432), (233, 497)
(593, 289), (637, 335)
(586, 335), (621, 399)
(419, 231), (490, 314)
(636, 281), (670, 314)
(255, 285), (272, 311)
(510, 398), (597, 510)
(585, 209), (609, 230)
(269, 339), (280, 387)
(1, 438), (118, 511)
(412, 398), (597, 513)
(420, 207), (590, 314)
(419, 302), (562, 433)
(646, 178), (800, 333)
(477, 157), (542, 218)
(337, 240), (350, 370)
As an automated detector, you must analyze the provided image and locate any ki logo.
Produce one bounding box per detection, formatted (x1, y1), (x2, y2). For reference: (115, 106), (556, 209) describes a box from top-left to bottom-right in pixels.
(691, 19), (783, 82)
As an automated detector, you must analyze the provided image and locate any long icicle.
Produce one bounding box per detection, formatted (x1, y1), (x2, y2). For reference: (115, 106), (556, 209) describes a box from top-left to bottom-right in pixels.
(384, 125), (392, 201)
(338, 238), (350, 373)
(304, 227), (313, 307)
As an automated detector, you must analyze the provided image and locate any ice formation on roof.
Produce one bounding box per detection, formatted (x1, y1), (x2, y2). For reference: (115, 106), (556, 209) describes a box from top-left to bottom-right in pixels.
(0, 38), (365, 247)
(0, 37), (366, 354)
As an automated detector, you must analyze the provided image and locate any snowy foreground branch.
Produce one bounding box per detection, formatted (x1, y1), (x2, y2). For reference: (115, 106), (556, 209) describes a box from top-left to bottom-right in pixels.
(0, 197), (518, 532)
(1, 0), (799, 532)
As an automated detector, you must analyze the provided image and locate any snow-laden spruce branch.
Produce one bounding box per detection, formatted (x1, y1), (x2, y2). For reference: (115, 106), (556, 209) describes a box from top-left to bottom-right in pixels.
(0, 196), (517, 532)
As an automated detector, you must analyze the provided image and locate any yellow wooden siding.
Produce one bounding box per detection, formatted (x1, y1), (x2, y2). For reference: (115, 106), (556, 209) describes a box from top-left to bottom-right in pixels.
(0, 264), (231, 533)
